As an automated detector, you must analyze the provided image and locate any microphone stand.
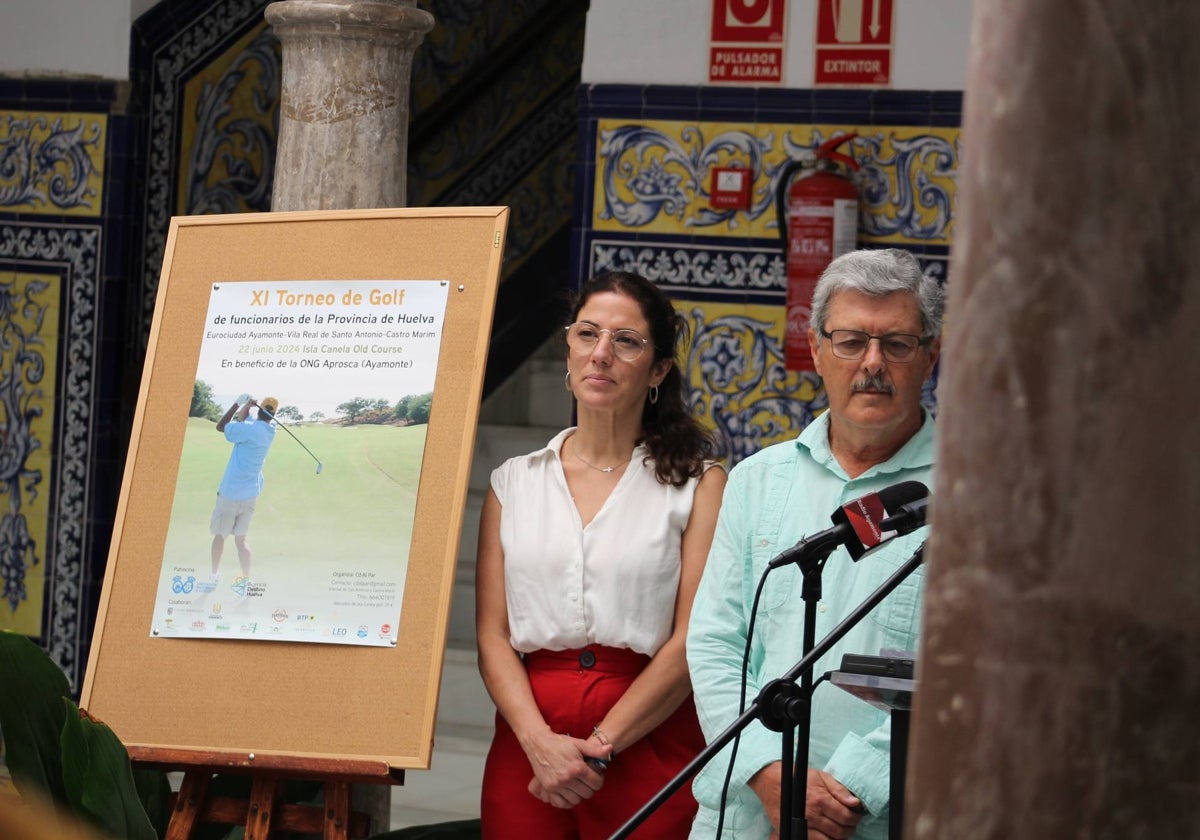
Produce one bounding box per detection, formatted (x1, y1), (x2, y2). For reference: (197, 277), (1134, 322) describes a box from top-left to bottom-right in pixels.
(607, 542), (926, 840)
(767, 543), (830, 840)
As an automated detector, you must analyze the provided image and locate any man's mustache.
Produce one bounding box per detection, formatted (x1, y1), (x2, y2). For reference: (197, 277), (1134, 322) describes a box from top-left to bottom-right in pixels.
(852, 374), (894, 395)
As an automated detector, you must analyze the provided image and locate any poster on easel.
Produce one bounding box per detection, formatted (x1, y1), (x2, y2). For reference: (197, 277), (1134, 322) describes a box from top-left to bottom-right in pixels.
(150, 279), (449, 646)
(81, 207), (508, 769)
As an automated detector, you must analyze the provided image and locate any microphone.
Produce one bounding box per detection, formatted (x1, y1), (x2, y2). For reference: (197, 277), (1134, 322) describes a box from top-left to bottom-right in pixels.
(830, 480), (929, 560)
(767, 480), (929, 569)
(878, 497), (930, 536)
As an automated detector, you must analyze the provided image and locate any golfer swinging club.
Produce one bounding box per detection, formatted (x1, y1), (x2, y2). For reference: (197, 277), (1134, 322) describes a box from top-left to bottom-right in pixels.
(210, 394), (277, 594)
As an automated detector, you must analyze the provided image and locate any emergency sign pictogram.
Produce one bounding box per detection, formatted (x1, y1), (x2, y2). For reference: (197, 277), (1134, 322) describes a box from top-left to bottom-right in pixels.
(814, 0), (895, 87)
(709, 0), (788, 85)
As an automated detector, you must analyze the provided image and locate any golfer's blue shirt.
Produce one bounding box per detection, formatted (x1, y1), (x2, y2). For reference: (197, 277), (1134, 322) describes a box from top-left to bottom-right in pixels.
(218, 419), (276, 500)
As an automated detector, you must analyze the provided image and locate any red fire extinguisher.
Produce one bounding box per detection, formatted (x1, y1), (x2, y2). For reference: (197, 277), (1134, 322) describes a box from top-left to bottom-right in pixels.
(775, 133), (861, 371)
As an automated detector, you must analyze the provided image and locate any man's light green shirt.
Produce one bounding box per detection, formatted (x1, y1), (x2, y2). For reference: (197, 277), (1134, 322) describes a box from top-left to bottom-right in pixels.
(688, 410), (935, 839)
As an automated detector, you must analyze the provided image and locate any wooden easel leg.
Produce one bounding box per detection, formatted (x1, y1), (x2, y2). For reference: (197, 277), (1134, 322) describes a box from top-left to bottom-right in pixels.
(164, 770), (212, 840)
(244, 774), (282, 840)
(139, 754), (377, 840)
(323, 780), (352, 840)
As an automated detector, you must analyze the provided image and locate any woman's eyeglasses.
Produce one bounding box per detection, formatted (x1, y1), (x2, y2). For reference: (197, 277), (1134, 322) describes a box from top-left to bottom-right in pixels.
(564, 322), (650, 362)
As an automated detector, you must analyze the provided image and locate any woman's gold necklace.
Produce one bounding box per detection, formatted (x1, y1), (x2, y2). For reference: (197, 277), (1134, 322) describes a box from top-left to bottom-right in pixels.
(574, 452), (626, 474)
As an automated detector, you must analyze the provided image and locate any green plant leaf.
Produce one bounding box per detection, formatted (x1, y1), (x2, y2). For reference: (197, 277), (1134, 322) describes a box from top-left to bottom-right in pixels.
(59, 701), (88, 812)
(132, 767), (172, 838)
(0, 630), (69, 803)
(60, 699), (157, 840)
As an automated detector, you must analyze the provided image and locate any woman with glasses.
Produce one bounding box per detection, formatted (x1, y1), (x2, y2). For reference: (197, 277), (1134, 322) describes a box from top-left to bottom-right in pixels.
(476, 270), (726, 839)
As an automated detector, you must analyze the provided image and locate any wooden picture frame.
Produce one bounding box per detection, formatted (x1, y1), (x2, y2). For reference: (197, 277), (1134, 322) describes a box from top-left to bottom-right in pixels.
(80, 207), (509, 771)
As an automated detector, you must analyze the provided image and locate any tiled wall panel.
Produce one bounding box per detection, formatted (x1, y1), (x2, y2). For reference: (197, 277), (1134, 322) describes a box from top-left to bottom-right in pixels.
(0, 81), (131, 688)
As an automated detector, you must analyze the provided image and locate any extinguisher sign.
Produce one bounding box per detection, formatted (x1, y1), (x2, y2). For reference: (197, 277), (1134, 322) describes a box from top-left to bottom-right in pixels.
(709, 0), (788, 85)
(814, 0), (895, 87)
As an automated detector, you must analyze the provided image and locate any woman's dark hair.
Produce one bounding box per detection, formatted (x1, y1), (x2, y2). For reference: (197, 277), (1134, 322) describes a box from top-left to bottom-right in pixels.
(568, 271), (715, 486)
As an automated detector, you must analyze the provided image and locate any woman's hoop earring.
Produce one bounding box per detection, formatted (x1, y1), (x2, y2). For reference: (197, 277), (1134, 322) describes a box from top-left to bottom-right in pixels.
(648, 385), (659, 404)
(565, 370), (572, 392)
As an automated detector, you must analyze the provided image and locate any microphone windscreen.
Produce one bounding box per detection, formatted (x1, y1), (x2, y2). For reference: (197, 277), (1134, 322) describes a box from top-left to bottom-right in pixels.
(877, 480), (929, 510)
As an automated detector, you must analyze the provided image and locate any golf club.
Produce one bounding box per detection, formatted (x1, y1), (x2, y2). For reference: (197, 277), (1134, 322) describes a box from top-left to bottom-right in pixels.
(256, 403), (323, 474)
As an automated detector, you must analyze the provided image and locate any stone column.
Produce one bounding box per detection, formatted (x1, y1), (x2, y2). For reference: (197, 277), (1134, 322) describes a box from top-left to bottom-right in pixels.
(266, 0), (434, 210)
(907, 1), (1200, 837)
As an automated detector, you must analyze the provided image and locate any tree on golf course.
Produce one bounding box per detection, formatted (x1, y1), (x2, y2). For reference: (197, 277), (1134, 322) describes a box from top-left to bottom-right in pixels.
(336, 396), (373, 422)
(191, 380), (222, 421)
(395, 392), (433, 425)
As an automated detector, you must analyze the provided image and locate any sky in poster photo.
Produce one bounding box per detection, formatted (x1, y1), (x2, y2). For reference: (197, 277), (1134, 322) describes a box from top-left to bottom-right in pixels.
(149, 279), (450, 646)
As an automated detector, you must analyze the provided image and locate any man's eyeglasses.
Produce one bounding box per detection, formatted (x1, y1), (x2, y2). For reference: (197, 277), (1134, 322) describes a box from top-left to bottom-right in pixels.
(819, 328), (931, 363)
(564, 322), (650, 362)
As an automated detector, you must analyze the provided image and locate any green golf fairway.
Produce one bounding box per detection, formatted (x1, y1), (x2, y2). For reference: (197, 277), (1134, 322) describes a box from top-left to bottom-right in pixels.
(161, 418), (428, 578)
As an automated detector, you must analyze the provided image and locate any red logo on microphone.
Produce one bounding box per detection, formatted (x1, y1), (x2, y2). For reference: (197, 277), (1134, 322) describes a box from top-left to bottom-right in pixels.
(843, 494), (886, 549)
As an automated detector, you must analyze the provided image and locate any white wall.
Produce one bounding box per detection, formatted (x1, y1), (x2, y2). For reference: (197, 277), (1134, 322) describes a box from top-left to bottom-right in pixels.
(1, 0), (974, 89)
(0, 0), (136, 80)
(583, 0), (975, 89)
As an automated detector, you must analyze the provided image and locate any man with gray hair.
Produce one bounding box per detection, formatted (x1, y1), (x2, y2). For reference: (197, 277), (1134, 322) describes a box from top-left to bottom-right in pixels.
(688, 248), (943, 839)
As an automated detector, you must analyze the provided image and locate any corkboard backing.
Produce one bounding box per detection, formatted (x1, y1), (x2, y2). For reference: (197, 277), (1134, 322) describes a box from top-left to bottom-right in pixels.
(80, 207), (509, 769)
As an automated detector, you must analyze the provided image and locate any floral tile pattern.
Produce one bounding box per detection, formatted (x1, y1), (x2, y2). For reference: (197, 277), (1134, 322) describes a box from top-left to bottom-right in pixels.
(0, 220), (105, 689)
(0, 78), (130, 690)
(0, 111), (107, 217)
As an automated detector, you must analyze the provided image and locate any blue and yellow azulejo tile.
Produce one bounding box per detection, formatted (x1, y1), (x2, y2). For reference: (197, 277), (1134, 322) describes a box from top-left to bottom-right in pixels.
(0, 270), (61, 636)
(592, 117), (958, 246)
(0, 111), (106, 217)
(681, 299), (829, 462)
(177, 22), (279, 215)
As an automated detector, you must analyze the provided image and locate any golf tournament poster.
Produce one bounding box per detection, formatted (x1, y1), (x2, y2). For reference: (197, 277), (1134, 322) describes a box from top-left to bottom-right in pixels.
(149, 279), (449, 646)
(83, 208), (507, 769)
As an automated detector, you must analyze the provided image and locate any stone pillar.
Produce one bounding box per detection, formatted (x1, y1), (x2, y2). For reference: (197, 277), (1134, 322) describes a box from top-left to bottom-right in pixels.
(907, 1), (1200, 837)
(265, 0), (434, 210)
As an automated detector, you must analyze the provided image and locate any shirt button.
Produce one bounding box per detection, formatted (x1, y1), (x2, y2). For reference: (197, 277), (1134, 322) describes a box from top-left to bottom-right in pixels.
(819, 604), (827, 613)
(759, 539), (769, 547)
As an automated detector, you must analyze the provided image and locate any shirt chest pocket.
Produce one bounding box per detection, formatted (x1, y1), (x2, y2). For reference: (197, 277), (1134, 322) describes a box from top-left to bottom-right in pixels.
(861, 537), (925, 636)
(750, 532), (799, 612)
